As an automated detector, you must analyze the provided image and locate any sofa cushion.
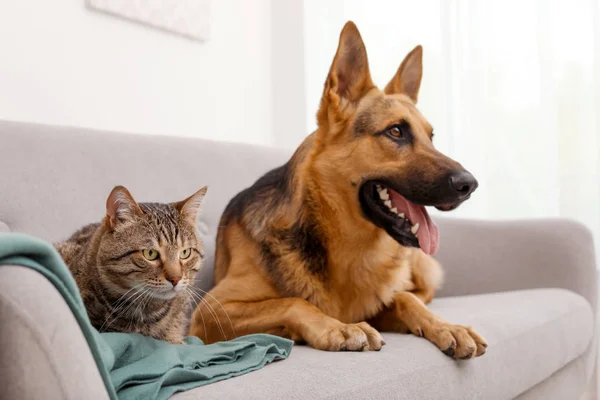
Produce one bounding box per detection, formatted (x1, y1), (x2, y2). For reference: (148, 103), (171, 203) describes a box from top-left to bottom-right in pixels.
(172, 288), (593, 400)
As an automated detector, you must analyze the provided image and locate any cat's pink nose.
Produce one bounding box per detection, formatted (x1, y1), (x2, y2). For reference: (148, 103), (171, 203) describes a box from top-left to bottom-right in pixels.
(167, 276), (181, 287)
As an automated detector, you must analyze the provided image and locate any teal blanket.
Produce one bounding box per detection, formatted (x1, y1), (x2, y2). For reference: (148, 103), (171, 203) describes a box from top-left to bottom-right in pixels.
(0, 233), (293, 400)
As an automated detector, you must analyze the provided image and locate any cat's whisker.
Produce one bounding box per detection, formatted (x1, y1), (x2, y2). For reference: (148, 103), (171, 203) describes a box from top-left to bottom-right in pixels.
(185, 288), (215, 340)
(118, 286), (148, 311)
(110, 283), (147, 314)
(112, 288), (148, 323)
(113, 285), (141, 308)
(104, 287), (150, 331)
(190, 286), (237, 339)
(189, 287), (231, 342)
(143, 288), (155, 309)
(185, 288), (207, 342)
(186, 287), (227, 341)
(185, 288), (200, 309)
(127, 287), (152, 321)
(134, 288), (153, 321)
(186, 288), (224, 340)
(99, 285), (146, 332)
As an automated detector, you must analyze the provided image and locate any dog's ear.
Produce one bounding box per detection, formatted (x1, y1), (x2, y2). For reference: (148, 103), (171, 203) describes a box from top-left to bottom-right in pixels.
(384, 45), (423, 103)
(319, 22), (373, 116)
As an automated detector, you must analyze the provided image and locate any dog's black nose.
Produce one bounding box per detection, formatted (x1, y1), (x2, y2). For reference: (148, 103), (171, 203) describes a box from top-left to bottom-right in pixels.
(449, 171), (478, 196)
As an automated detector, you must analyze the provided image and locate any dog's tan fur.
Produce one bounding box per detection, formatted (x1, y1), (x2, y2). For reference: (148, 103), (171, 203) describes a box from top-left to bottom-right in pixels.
(189, 22), (487, 358)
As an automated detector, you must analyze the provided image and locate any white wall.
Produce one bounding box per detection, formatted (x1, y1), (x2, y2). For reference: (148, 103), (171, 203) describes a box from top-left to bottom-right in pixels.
(0, 0), (274, 145)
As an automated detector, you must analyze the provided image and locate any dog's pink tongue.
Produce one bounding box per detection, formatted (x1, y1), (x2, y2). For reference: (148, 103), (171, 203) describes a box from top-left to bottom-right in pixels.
(389, 191), (439, 255)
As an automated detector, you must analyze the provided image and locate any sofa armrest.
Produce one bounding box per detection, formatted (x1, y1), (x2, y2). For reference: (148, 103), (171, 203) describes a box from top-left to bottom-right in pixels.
(435, 218), (598, 311)
(0, 265), (109, 400)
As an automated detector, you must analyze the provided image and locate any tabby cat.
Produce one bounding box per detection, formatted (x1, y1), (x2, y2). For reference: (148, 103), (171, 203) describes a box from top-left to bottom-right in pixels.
(55, 185), (207, 344)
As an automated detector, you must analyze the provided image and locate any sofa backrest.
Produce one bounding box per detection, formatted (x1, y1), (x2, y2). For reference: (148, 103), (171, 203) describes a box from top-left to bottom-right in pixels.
(0, 120), (291, 291)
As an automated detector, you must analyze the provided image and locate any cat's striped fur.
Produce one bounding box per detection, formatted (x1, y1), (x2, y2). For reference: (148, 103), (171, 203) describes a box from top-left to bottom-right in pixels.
(55, 185), (207, 344)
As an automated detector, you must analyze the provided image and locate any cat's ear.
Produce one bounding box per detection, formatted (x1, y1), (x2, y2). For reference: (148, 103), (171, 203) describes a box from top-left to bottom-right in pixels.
(174, 186), (208, 223)
(106, 186), (143, 228)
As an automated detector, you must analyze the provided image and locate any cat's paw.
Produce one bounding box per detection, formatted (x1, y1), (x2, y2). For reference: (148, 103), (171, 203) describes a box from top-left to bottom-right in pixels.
(161, 334), (185, 345)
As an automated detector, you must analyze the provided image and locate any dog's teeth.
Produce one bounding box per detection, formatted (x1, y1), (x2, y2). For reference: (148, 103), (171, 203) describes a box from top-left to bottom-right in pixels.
(411, 223), (420, 234)
(398, 213), (405, 219)
(379, 191), (389, 201)
(384, 200), (392, 208)
(390, 207), (398, 214)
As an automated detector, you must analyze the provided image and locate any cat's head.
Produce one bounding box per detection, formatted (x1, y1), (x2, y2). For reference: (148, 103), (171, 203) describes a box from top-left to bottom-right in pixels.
(96, 185), (207, 300)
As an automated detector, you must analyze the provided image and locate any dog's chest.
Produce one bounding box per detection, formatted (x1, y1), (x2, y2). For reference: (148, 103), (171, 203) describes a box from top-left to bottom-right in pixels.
(326, 236), (415, 322)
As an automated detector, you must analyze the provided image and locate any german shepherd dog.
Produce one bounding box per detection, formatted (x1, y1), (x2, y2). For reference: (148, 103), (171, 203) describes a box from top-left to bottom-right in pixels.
(189, 21), (487, 359)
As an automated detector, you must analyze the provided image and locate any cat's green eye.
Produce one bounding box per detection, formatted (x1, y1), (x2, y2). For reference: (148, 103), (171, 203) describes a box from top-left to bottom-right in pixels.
(142, 249), (159, 261)
(180, 248), (192, 260)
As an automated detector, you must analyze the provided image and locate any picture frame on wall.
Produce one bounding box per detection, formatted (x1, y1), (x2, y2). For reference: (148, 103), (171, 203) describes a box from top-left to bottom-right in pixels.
(86, 0), (210, 42)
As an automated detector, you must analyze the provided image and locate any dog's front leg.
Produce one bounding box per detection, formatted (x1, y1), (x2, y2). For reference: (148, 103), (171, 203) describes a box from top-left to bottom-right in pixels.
(369, 292), (487, 359)
(190, 294), (385, 352)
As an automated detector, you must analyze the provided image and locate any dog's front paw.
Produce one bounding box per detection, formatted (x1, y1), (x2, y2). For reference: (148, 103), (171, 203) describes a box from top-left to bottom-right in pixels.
(419, 322), (487, 359)
(314, 321), (385, 352)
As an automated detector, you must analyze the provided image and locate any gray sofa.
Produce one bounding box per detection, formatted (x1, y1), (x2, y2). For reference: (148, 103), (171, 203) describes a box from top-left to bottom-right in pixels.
(0, 119), (597, 400)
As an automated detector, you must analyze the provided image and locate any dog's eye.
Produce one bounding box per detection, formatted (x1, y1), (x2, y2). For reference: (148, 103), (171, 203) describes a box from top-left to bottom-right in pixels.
(390, 127), (401, 137)
(386, 125), (403, 139)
